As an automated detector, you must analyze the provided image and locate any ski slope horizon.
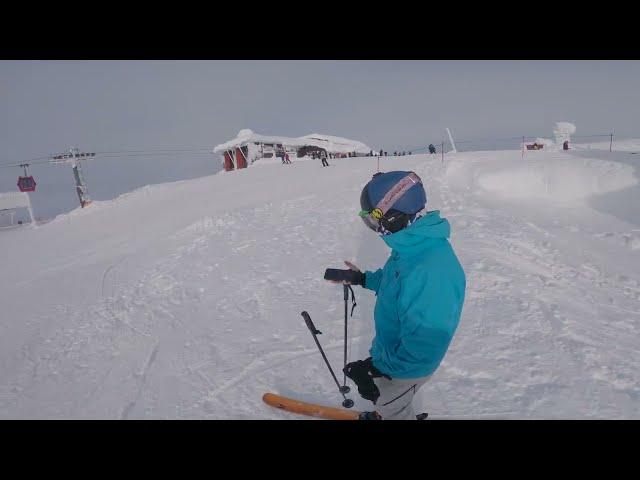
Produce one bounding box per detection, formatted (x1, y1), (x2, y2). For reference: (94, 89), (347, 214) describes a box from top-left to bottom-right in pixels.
(0, 145), (639, 419)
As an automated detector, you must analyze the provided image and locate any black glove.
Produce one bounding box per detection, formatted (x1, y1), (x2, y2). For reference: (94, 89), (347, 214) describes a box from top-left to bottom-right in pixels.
(348, 270), (366, 287)
(324, 268), (365, 287)
(343, 357), (391, 404)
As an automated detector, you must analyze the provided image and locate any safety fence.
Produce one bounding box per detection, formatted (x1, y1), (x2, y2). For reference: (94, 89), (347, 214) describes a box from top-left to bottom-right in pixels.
(380, 133), (631, 157)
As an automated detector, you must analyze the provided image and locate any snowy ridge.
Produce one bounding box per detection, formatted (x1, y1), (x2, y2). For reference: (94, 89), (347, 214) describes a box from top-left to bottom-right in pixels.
(0, 148), (638, 418)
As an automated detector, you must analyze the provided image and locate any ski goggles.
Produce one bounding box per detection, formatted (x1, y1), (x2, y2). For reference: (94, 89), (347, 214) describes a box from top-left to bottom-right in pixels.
(358, 208), (383, 231)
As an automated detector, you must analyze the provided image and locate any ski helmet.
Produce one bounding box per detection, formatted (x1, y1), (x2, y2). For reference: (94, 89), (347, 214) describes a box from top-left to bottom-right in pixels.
(359, 171), (427, 233)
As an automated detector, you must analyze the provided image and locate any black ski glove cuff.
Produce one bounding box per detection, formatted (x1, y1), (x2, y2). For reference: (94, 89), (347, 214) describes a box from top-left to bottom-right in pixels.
(343, 357), (391, 404)
(339, 269), (365, 286)
(352, 270), (366, 287)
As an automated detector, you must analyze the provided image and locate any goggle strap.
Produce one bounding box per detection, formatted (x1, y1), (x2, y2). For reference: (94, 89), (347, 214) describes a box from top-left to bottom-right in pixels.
(371, 172), (421, 219)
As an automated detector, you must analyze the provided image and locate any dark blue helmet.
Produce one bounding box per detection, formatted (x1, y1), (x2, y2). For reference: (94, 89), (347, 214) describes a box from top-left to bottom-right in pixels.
(360, 171), (427, 233)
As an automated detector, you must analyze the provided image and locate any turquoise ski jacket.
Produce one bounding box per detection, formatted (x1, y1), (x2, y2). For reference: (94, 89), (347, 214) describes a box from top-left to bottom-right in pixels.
(364, 211), (466, 379)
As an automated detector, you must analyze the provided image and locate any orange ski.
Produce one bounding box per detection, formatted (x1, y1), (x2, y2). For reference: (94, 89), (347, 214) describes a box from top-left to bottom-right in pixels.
(262, 392), (361, 420)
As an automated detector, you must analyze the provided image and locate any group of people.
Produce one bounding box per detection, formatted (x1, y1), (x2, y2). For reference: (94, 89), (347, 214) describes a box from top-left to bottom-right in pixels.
(279, 152), (292, 164)
(309, 151), (330, 166)
(365, 144), (438, 157)
(282, 143), (439, 168)
(366, 149), (416, 157)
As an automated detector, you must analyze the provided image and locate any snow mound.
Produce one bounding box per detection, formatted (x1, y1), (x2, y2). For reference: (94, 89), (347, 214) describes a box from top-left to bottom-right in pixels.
(476, 158), (637, 205)
(554, 122), (577, 135)
(237, 128), (254, 138)
(573, 138), (640, 153)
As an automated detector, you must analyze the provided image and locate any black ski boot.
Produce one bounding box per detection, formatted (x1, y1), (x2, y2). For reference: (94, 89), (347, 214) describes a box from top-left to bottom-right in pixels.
(359, 411), (383, 420)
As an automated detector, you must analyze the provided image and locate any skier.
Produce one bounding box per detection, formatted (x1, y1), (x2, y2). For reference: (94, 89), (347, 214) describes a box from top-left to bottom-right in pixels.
(321, 152), (330, 167)
(284, 152), (291, 164)
(428, 144), (436, 154)
(326, 171), (466, 419)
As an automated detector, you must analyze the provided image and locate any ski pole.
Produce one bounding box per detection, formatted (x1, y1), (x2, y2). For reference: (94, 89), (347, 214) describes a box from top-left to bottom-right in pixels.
(341, 285), (357, 391)
(301, 311), (354, 408)
(342, 284), (350, 393)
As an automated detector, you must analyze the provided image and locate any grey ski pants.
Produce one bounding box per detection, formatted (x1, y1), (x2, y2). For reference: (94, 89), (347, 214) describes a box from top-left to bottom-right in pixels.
(372, 375), (431, 420)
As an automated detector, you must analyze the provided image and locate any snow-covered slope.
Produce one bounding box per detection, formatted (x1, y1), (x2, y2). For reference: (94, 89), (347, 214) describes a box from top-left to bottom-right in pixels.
(0, 148), (638, 419)
(573, 138), (640, 153)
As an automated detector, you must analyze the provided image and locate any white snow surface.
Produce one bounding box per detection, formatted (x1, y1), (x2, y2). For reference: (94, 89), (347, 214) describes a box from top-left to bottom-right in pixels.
(1, 148), (639, 419)
(574, 138), (640, 153)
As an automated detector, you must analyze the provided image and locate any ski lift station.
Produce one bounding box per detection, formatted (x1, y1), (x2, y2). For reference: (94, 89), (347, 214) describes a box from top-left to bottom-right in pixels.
(213, 129), (372, 171)
(0, 191), (36, 228)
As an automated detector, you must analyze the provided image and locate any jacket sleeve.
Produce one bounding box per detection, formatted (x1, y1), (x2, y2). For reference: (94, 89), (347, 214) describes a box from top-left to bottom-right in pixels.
(364, 269), (383, 292)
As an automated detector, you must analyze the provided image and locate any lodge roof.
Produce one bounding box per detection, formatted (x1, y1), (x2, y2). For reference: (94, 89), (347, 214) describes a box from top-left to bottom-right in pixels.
(214, 129), (371, 154)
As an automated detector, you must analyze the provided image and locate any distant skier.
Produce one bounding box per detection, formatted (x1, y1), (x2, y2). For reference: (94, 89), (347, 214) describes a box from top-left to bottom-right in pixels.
(321, 154), (330, 167)
(284, 152), (291, 164)
(326, 171), (466, 419)
(428, 144), (436, 154)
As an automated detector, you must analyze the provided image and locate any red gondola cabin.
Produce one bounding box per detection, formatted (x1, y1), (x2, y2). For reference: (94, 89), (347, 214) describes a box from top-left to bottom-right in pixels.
(17, 176), (36, 192)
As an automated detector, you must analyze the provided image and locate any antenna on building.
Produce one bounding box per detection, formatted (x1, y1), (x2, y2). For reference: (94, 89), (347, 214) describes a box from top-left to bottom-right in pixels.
(50, 147), (96, 208)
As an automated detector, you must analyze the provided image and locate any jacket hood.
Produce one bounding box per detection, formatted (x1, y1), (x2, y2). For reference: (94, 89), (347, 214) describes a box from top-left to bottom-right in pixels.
(382, 210), (451, 253)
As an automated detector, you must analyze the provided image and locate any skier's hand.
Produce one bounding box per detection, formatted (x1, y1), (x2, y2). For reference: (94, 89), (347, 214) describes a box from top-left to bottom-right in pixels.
(325, 268), (365, 286)
(344, 261), (361, 273)
(343, 358), (391, 404)
(326, 261), (363, 285)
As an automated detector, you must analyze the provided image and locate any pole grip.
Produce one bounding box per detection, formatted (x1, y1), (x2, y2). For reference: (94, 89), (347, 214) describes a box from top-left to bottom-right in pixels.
(301, 311), (321, 335)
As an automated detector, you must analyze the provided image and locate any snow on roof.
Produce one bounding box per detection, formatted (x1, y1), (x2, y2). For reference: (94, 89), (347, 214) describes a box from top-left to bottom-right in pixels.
(214, 129), (371, 154)
(300, 133), (371, 154)
(0, 191), (31, 210)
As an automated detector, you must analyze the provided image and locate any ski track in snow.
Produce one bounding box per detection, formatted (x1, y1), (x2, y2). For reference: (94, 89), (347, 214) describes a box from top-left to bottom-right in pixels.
(0, 150), (639, 418)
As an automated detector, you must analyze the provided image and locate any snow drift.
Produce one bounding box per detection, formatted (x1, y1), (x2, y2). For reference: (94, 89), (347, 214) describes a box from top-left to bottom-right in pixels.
(475, 157), (637, 205)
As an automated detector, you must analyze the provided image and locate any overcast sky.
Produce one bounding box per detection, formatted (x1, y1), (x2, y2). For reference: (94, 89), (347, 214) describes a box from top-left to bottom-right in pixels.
(2, 60), (639, 220)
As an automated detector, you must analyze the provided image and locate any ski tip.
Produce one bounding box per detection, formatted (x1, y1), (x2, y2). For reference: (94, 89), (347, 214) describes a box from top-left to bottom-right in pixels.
(263, 392), (361, 420)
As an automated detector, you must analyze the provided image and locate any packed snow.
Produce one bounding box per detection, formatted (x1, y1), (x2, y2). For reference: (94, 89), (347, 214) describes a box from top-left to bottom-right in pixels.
(0, 147), (639, 419)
